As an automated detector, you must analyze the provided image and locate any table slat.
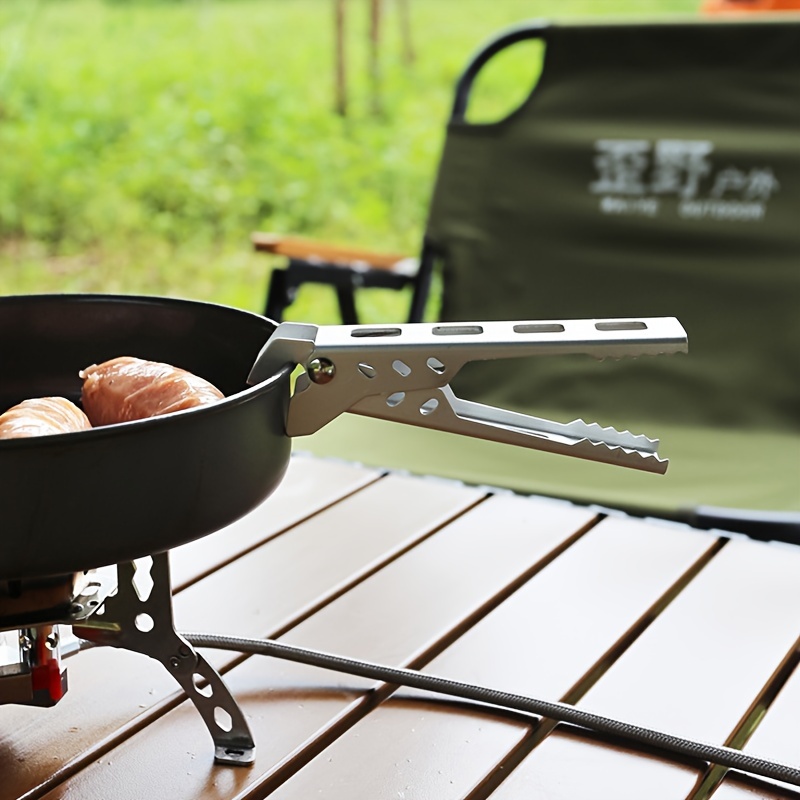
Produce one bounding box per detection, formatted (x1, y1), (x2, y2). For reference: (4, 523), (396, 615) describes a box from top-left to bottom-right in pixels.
(170, 457), (380, 589)
(424, 516), (717, 700)
(578, 537), (800, 744)
(174, 474), (485, 670)
(714, 778), (800, 800)
(268, 700), (531, 800)
(715, 648), (800, 798)
(489, 728), (703, 800)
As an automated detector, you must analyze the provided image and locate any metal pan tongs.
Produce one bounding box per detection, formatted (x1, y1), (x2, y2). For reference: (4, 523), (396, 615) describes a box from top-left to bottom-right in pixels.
(250, 316), (688, 475)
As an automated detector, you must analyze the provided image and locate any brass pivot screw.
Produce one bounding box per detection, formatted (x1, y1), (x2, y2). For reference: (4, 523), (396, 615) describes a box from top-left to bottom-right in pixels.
(307, 358), (336, 384)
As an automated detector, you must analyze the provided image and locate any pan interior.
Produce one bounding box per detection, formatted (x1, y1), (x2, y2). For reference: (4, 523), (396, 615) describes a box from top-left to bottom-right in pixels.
(0, 294), (277, 412)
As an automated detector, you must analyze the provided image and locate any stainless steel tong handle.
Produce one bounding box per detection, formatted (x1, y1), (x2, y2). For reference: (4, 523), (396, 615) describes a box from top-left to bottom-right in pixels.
(249, 317), (688, 474)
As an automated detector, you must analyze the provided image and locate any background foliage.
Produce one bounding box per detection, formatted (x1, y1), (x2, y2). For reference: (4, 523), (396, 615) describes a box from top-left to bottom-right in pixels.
(0, 0), (697, 321)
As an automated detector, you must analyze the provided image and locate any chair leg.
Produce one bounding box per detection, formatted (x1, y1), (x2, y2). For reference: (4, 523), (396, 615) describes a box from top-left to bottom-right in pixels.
(407, 243), (436, 323)
(335, 282), (360, 325)
(265, 268), (291, 321)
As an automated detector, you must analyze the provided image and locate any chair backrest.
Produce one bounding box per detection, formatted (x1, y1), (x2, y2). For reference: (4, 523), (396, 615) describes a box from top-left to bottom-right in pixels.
(426, 18), (800, 434)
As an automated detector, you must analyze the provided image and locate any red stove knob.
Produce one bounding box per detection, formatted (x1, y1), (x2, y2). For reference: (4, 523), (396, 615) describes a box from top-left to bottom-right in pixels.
(31, 658), (67, 705)
(30, 626), (68, 706)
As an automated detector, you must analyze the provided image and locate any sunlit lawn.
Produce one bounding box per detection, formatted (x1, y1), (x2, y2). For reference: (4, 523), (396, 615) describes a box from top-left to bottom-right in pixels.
(0, 0), (698, 323)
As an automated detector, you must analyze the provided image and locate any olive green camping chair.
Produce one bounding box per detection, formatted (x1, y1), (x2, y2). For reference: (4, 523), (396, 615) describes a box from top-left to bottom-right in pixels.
(282, 17), (800, 542)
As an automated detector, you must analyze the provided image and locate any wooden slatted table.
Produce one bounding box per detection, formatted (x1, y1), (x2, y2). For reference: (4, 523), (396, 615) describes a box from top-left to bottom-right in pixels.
(2, 453), (800, 800)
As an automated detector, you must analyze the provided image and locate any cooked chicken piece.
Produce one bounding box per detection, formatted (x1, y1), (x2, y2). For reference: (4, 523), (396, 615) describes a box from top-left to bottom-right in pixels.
(80, 356), (225, 426)
(0, 397), (92, 439)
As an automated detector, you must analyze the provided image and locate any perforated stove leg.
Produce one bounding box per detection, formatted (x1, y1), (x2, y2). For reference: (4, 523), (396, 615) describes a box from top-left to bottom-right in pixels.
(74, 552), (255, 765)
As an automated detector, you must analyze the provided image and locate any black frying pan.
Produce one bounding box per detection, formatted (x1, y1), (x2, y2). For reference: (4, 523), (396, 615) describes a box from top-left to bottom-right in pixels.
(0, 294), (290, 580)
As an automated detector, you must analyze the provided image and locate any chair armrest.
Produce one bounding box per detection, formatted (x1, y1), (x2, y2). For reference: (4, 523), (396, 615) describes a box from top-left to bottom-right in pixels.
(251, 232), (410, 272)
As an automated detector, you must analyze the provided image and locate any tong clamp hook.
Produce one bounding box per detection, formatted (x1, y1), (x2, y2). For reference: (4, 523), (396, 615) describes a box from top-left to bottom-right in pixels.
(249, 317), (688, 474)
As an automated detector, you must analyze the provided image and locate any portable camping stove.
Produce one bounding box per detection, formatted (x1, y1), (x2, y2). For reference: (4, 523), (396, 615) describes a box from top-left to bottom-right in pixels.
(0, 553), (256, 764)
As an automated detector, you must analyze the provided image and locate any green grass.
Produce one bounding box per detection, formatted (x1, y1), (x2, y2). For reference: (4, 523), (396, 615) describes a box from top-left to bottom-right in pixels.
(0, 0), (698, 322)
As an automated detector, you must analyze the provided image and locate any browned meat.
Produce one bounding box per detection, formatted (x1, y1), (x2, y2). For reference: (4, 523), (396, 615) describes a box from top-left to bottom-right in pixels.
(80, 357), (225, 426)
(0, 397), (92, 439)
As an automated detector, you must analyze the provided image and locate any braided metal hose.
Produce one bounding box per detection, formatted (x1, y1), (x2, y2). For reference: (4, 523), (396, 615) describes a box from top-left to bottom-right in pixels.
(183, 631), (800, 787)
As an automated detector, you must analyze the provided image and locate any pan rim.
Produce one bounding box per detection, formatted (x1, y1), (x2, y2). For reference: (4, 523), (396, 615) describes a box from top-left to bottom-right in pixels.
(0, 291), (277, 326)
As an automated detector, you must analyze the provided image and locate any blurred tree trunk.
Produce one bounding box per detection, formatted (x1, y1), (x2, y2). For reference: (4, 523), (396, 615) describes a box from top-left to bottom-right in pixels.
(334, 0), (347, 116)
(333, 0), (413, 117)
(369, 0), (382, 115)
(397, 0), (415, 65)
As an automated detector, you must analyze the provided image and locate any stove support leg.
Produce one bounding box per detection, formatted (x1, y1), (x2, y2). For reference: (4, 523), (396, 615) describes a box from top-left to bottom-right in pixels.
(74, 552), (255, 766)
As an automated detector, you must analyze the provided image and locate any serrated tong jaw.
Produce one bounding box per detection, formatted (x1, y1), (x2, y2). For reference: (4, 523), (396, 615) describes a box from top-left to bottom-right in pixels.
(249, 317), (688, 474)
